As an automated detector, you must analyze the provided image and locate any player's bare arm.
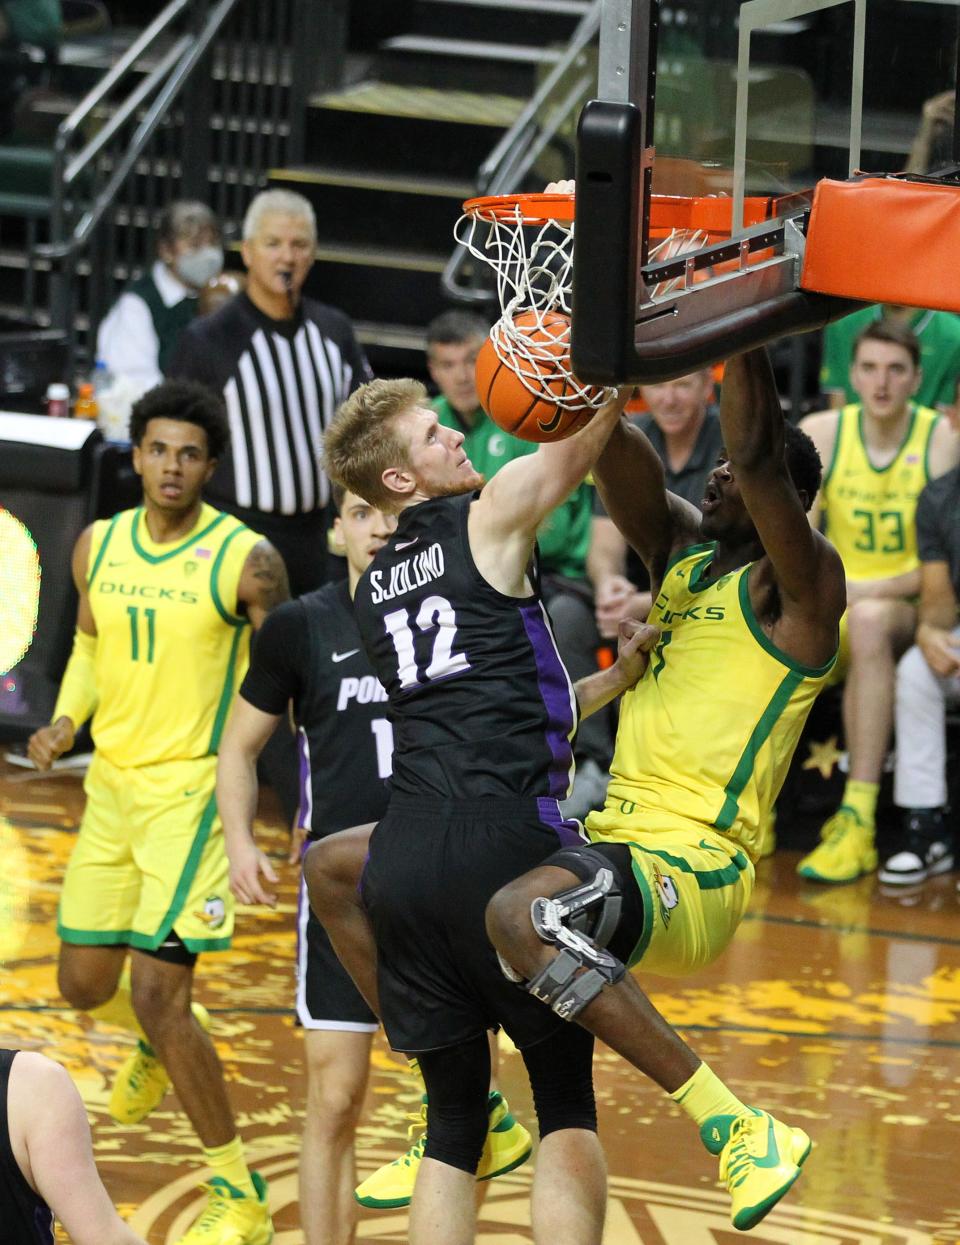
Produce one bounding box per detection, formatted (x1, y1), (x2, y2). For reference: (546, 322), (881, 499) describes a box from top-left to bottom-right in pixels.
(916, 559), (960, 677)
(593, 415), (701, 593)
(11, 1053), (147, 1245)
(237, 538), (290, 628)
(928, 414), (960, 479)
(469, 386), (630, 595)
(721, 349), (845, 668)
(574, 619), (660, 719)
(27, 527), (97, 770)
(217, 698), (283, 907)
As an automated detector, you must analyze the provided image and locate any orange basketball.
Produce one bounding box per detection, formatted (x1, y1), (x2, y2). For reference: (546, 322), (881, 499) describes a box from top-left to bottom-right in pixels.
(474, 310), (602, 442)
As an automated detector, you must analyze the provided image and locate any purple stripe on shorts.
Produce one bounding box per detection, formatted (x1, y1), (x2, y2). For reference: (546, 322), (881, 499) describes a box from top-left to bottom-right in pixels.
(295, 872), (306, 964)
(295, 726), (311, 833)
(537, 796), (587, 847)
(520, 602), (576, 799)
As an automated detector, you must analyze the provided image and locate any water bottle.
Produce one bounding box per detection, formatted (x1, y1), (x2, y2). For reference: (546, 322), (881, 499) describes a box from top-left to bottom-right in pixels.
(92, 358), (114, 400)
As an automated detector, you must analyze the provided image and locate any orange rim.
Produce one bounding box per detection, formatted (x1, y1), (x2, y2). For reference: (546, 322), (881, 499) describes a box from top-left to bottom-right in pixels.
(463, 193), (575, 224)
(464, 191), (777, 236)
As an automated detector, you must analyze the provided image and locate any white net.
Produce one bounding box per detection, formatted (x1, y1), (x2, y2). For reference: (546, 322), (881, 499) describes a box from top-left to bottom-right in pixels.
(455, 200), (605, 411)
(456, 197), (708, 409)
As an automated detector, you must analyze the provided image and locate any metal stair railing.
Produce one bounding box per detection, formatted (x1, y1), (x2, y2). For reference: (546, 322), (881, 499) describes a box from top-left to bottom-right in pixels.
(442, 0), (601, 304)
(32, 0), (317, 369)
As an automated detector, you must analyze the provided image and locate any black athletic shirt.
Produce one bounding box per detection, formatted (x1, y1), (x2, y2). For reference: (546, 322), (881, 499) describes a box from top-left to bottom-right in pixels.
(170, 292), (372, 516)
(353, 494), (577, 801)
(0, 1051), (55, 1245)
(239, 581), (391, 837)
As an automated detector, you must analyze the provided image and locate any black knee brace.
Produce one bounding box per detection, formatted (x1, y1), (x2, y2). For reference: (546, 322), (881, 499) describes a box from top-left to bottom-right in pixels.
(504, 846), (628, 1021)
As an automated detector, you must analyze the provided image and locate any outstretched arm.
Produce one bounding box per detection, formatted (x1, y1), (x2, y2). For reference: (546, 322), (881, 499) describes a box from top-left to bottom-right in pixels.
(474, 387), (631, 544)
(721, 350), (845, 655)
(593, 416), (700, 587)
(468, 388), (632, 595)
(28, 528), (97, 770)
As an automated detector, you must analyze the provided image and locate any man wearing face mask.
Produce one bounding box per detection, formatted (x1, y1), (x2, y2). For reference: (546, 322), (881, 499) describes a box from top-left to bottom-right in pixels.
(96, 201), (224, 396)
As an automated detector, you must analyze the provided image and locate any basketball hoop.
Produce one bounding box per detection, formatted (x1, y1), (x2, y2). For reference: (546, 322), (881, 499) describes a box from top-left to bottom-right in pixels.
(457, 192), (709, 411)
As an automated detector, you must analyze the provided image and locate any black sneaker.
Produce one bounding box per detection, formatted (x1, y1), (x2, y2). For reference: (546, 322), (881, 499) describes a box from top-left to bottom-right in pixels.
(879, 809), (953, 885)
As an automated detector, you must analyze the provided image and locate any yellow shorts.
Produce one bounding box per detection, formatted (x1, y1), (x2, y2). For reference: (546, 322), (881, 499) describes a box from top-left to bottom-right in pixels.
(587, 821), (755, 977)
(58, 753), (233, 953)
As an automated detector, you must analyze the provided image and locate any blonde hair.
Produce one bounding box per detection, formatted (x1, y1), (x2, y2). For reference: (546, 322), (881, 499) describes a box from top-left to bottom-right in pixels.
(324, 378), (427, 510)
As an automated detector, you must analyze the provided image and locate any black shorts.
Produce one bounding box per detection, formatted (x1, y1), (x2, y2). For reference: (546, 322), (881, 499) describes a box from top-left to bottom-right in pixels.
(296, 873), (378, 1031)
(360, 794), (585, 1054)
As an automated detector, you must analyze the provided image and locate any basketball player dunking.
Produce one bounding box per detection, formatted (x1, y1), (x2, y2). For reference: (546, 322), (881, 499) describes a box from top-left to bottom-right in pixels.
(313, 374), (652, 1244)
(486, 346), (847, 1231)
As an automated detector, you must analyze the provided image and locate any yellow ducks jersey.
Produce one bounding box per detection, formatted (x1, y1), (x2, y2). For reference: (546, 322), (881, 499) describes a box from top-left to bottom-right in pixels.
(586, 543), (834, 862)
(85, 503), (261, 767)
(820, 402), (940, 582)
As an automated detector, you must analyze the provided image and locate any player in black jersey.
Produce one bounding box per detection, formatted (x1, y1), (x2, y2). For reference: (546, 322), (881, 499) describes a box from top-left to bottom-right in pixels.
(0, 1048), (146, 1244)
(217, 487), (394, 1245)
(217, 485), (534, 1238)
(316, 375), (653, 1244)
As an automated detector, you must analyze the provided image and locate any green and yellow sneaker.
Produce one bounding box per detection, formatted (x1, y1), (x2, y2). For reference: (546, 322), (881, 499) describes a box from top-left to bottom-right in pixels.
(355, 1090), (532, 1209)
(174, 1173), (273, 1244)
(701, 1108), (811, 1231)
(478, 1090), (533, 1183)
(109, 1001), (211, 1124)
(797, 806), (877, 883)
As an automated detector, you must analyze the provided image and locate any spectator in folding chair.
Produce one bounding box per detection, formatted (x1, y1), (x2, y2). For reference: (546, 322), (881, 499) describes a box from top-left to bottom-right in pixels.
(797, 320), (960, 883)
(880, 462), (960, 886)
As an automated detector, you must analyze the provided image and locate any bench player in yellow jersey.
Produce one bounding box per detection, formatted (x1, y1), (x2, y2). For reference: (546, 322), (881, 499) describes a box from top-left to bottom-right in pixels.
(27, 380), (289, 1245)
(486, 347), (847, 1232)
(796, 319), (960, 883)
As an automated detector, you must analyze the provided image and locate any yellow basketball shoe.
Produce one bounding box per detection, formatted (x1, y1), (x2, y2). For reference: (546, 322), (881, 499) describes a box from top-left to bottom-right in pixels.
(175, 1173), (273, 1245)
(109, 1002), (211, 1124)
(355, 1090), (532, 1209)
(701, 1108), (811, 1231)
(478, 1090), (534, 1182)
(796, 806), (877, 883)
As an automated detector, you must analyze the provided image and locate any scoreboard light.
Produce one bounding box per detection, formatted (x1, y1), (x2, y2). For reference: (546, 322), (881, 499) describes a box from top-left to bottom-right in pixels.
(0, 414), (104, 736)
(0, 509), (41, 677)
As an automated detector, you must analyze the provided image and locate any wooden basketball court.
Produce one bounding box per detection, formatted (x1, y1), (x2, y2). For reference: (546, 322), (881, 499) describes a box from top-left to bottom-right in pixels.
(2, 755), (957, 1244)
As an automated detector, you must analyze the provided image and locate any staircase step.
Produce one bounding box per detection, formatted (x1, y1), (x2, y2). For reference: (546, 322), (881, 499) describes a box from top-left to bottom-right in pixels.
(306, 253), (448, 328)
(412, 0), (589, 44)
(383, 34), (564, 64)
(378, 33), (563, 93)
(269, 165), (471, 252)
(313, 242), (446, 273)
(355, 320), (428, 353)
(313, 80), (522, 126)
(307, 82), (521, 179)
(354, 319), (431, 380)
(270, 165), (473, 199)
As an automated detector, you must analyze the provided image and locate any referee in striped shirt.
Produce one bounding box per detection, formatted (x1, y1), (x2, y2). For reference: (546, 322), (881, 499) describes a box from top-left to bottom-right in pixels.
(170, 189), (372, 594)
